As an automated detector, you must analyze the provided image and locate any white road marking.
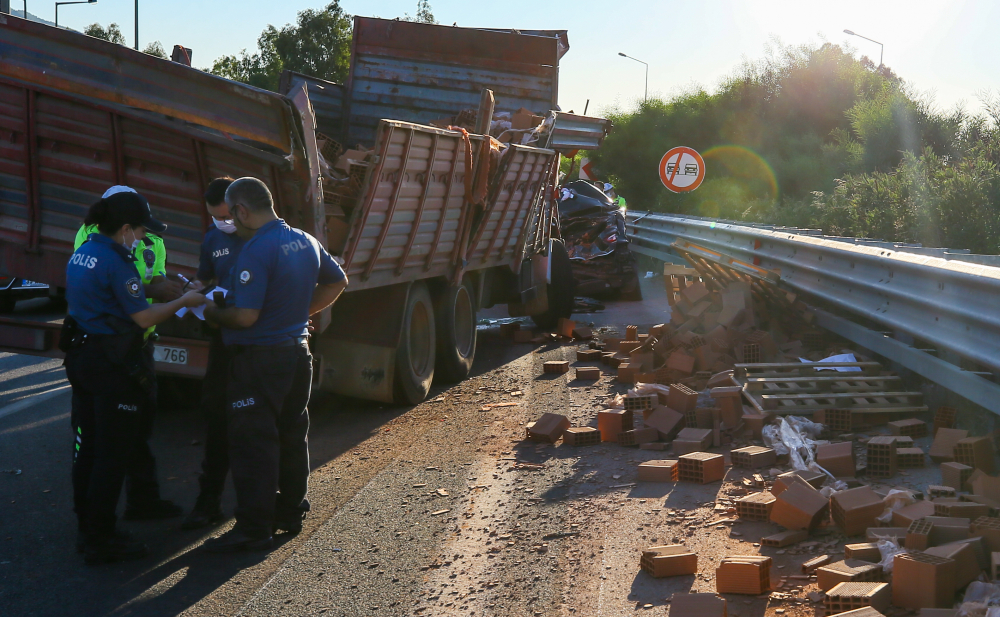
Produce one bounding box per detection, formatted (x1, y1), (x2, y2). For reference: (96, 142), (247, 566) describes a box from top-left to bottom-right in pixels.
(0, 384), (72, 421)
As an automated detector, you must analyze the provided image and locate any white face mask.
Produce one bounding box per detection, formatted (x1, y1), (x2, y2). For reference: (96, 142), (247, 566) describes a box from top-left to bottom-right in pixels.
(124, 228), (139, 251)
(213, 218), (237, 234)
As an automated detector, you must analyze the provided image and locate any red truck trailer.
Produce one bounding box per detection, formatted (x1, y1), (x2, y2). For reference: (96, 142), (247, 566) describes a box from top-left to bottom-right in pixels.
(0, 15), (608, 404)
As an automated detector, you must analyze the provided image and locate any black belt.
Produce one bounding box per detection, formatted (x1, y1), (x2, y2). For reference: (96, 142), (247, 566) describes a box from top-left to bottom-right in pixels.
(227, 335), (308, 353)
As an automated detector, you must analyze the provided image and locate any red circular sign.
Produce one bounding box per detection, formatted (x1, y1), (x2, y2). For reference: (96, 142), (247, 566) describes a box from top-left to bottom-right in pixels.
(659, 146), (706, 193)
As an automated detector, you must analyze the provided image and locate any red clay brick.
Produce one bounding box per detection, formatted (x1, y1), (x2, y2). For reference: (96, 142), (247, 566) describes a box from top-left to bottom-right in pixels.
(575, 366), (601, 381)
(556, 317), (576, 338)
(644, 406), (684, 441)
(542, 360), (569, 374)
(735, 492), (775, 521)
(892, 552), (956, 609)
(888, 418), (928, 438)
(597, 410), (633, 442)
(933, 406), (957, 435)
(667, 350), (696, 375)
(816, 559), (883, 592)
(562, 427), (600, 447)
(667, 383), (699, 412)
(761, 529), (808, 548)
(637, 460), (678, 482)
(770, 481), (830, 531)
(832, 486), (884, 536)
(929, 428), (969, 462)
(576, 348), (602, 362)
(715, 555), (771, 595)
(618, 427), (659, 447)
(616, 363), (637, 384)
(730, 446), (776, 469)
(678, 452), (725, 483)
(907, 518), (934, 550)
(625, 325), (638, 341)
(817, 441), (856, 477)
(771, 470), (825, 496)
(940, 461), (973, 492)
(891, 500), (936, 528)
(844, 543), (882, 562)
(639, 545), (696, 577)
(826, 582), (891, 613)
(924, 541), (979, 588)
(499, 322), (521, 337)
(954, 436), (995, 474)
(866, 436), (897, 478)
(526, 413), (570, 443)
(623, 394), (656, 412)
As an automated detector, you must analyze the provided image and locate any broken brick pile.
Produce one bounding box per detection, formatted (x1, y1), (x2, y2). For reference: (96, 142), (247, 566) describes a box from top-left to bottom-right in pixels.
(503, 264), (1000, 614)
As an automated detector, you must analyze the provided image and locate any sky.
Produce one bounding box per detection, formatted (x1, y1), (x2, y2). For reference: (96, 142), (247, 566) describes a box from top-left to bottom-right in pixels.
(41, 0), (999, 118)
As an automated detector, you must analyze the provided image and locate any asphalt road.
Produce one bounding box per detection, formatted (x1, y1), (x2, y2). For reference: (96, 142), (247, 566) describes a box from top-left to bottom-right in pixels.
(3, 276), (746, 617)
(0, 318), (557, 617)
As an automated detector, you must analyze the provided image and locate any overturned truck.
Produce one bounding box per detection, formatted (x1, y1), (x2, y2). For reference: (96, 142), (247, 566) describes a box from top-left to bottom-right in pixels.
(0, 16), (609, 404)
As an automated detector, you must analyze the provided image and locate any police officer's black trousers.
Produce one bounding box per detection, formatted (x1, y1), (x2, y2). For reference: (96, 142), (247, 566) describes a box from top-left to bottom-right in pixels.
(197, 333), (229, 501)
(66, 343), (148, 538)
(226, 341), (312, 538)
(124, 342), (161, 506)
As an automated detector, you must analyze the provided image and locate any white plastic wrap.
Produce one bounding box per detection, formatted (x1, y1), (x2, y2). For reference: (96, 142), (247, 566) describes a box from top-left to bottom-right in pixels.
(876, 538), (906, 573)
(876, 488), (916, 524)
(630, 383), (671, 399)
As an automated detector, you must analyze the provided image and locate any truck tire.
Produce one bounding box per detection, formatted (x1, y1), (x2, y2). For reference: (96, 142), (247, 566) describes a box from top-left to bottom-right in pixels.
(394, 281), (436, 405)
(531, 241), (576, 329)
(434, 282), (477, 382)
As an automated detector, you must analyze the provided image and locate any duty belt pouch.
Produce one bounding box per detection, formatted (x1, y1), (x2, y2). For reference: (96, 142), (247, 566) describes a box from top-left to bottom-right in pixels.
(58, 316), (82, 353)
(97, 330), (155, 394)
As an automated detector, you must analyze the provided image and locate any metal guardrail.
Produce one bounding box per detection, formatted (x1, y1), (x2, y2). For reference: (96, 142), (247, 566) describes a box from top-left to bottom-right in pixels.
(625, 211), (1000, 415)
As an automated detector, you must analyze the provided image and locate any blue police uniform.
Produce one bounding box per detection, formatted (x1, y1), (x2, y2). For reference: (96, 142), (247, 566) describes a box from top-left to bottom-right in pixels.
(64, 234), (154, 543)
(222, 219), (344, 538)
(197, 226), (244, 290)
(188, 225), (245, 518)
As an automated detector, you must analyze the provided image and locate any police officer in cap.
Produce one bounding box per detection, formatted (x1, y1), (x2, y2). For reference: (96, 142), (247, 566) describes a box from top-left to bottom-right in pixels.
(74, 186), (185, 522)
(65, 190), (206, 564)
(202, 177), (347, 552)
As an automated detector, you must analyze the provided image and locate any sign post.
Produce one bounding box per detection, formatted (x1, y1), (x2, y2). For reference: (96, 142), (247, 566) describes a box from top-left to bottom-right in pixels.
(659, 146), (706, 193)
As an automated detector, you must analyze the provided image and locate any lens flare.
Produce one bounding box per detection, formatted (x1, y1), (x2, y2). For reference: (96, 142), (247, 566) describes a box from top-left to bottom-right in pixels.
(701, 145), (779, 203)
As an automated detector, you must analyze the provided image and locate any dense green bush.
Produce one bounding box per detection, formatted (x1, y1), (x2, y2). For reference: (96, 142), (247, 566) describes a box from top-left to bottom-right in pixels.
(592, 43), (1000, 253)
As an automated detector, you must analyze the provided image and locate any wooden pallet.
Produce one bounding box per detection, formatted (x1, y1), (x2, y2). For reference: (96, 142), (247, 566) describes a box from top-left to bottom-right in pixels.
(735, 362), (884, 379)
(749, 390), (926, 415)
(671, 240), (792, 316)
(743, 375), (902, 394)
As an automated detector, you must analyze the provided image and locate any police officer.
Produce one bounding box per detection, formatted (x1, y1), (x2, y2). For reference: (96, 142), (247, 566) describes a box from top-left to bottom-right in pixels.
(181, 177), (244, 530)
(202, 177), (347, 552)
(65, 191), (206, 564)
(74, 186), (184, 521)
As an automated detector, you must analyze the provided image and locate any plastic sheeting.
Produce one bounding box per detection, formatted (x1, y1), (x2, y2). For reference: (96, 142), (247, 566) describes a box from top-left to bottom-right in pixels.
(877, 538), (906, 573)
(762, 416), (823, 470)
(876, 488), (917, 524)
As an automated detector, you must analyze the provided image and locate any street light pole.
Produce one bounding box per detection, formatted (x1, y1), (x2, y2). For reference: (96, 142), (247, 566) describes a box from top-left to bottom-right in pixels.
(134, 0), (138, 50)
(54, 0), (95, 28)
(843, 29), (883, 68)
(618, 52), (648, 102)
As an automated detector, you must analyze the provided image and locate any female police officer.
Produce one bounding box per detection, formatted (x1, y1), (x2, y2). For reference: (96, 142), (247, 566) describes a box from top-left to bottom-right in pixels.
(65, 190), (206, 565)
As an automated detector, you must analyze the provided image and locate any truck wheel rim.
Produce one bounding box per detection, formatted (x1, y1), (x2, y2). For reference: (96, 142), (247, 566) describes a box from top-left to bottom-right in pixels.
(453, 286), (474, 357)
(410, 300), (432, 376)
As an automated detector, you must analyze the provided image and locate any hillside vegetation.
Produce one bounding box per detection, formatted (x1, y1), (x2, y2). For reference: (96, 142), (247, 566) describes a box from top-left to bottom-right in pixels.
(591, 43), (1000, 254)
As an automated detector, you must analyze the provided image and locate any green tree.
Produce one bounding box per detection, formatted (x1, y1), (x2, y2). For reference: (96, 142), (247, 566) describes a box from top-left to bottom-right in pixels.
(210, 1), (352, 92)
(84, 22), (126, 45)
(143, 41), (167, 59)
(405, 0), (437, 24)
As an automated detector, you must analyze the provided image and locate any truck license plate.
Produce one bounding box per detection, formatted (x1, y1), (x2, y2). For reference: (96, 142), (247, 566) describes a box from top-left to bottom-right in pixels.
(154, 345), (188, 365)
